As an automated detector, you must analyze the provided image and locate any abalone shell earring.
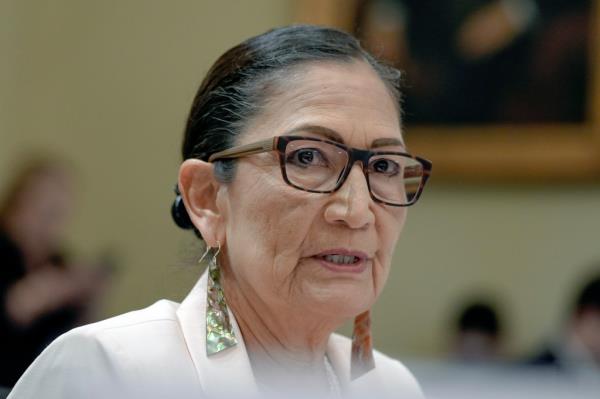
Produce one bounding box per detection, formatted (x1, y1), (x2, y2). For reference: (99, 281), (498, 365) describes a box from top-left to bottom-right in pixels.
(203, 241), (238, 355)
(350, 310), (375, 379)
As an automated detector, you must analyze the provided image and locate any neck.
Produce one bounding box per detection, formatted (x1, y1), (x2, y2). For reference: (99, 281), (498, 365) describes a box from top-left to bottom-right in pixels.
(567, 324), (600, 366)
(221, 270), (342, 393)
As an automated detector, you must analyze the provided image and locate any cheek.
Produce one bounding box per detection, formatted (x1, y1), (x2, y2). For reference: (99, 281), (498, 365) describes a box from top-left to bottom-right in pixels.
(377, 206), (406, 254)
(222, 168), (320, 284)
(373, 207), (407, 289)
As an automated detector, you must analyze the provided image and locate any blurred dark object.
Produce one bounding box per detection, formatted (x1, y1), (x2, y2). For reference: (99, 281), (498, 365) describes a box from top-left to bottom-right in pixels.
(0, 158), (113, 387)
(451, 300), (504, 362)
(355, 0), (591, 124)
(526, 272), (600, 381)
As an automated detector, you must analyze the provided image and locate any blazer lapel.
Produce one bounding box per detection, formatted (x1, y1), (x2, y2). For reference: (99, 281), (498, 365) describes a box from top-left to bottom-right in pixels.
(176, 271), (259, 397)
(327, 332), (385, 395)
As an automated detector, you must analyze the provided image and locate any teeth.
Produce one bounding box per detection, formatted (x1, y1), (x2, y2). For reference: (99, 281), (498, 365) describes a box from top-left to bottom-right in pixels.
(324, 254), (357, 265)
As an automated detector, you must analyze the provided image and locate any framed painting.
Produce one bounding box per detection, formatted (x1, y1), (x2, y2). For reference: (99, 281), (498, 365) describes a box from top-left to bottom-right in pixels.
(294, 0), (600, 181)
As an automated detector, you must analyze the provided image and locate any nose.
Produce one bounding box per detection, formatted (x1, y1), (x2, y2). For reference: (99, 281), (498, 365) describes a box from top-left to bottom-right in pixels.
(323, 163), (375, 229)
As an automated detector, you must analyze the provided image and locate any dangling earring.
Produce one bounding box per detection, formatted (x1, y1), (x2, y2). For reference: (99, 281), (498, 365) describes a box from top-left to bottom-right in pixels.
(350, 310), (375, 379)
(203, 241), (238, 355)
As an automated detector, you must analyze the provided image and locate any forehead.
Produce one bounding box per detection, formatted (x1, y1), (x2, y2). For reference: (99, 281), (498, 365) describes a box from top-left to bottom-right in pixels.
(242, 60), (403, 148)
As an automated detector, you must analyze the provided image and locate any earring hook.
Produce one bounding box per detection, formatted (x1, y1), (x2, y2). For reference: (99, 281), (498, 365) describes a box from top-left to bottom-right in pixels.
(214, 240), (221, 258)
(198, 240), (221, 264)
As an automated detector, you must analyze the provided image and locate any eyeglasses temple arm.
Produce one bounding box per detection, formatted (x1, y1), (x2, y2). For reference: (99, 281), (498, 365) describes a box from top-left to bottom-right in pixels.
(208, 137), (277, 162)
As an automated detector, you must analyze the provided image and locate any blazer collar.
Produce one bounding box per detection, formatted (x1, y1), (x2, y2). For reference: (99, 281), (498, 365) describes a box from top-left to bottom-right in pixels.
(175, 271), (376, 396)
(176, 271), (259, 397)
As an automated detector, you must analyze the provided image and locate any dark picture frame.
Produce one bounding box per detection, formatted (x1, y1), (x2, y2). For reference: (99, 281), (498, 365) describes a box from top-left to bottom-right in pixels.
(294, 0), (600, 182)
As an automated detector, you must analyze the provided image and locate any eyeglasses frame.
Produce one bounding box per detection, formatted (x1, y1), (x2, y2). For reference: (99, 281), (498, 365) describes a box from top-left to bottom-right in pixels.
(208, 135), (432, 207)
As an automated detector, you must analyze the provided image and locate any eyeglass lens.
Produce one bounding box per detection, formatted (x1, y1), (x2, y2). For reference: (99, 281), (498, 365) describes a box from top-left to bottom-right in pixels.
(283, 139), (424, 205)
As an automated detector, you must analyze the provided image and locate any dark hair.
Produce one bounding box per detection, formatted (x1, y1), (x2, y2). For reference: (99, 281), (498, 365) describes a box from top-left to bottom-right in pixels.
(172, 24), (403, 233)
(456, 302), (501, 337)
(574, 274), (600, 314)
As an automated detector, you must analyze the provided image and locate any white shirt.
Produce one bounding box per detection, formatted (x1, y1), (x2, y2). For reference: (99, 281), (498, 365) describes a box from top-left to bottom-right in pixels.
(8, 272), (424, 398)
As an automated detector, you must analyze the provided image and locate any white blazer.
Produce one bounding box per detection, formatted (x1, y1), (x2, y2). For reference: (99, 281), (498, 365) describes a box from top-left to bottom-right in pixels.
(8, 272), (424, 399)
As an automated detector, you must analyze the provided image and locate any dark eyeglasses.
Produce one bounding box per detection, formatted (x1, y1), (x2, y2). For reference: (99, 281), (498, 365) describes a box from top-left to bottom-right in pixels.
(208, 136), (432, 206)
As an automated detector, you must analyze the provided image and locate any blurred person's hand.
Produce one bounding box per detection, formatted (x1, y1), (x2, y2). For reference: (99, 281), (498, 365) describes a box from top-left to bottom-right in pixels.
(4, 263), (109, 328)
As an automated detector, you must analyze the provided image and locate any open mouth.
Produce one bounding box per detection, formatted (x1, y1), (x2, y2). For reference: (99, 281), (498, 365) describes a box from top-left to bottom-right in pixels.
(320, 254), (361, 265)
(313, 250), (369, 273)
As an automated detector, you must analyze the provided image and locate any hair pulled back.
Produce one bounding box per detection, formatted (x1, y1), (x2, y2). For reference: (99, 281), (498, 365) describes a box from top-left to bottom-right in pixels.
(172, 25), (402, 234)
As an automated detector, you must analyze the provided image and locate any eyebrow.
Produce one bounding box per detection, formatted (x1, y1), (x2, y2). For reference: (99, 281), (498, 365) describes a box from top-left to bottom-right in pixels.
(370, 137), (405, 149)
(284, 124), (405, 149)
(285, 124), (344, 143)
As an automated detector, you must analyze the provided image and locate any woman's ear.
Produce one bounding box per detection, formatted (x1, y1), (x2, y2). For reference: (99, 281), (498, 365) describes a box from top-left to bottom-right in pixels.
(178, 159), (223, 247)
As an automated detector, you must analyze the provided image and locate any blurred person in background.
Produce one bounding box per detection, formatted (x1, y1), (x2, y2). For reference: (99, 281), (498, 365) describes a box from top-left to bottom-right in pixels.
(527, 273), (600, 381)
(0, 158), (110, 389)
(450, 300), (504, 363)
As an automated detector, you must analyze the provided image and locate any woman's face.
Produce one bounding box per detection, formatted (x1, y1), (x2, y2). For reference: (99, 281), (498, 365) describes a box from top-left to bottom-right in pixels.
(217, 61), (407, 321)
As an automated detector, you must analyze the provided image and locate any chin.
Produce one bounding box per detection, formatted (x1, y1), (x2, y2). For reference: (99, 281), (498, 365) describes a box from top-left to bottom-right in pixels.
(306, 284), (375, 320)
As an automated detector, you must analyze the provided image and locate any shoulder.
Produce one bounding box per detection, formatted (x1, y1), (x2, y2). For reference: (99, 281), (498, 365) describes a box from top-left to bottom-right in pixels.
(9, 300), (198, 399)
(329, 333), (424, 398)
(525, 345), (561, 368)
(371, 348), (424, 397)
(55, 299), (187, 362)
(70, 298), (180, 335)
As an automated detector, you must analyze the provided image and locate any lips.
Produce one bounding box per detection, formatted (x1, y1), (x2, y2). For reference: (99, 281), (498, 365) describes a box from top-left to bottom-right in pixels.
(313, 249), (370, 273)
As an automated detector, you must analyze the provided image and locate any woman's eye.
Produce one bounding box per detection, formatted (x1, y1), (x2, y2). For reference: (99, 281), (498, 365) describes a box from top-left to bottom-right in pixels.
(288, 149), (327, 167)
(371, 159), (400, 175)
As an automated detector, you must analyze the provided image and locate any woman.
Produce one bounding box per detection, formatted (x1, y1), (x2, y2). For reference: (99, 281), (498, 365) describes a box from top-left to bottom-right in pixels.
(9, 25), (431, 398)
(0, 159), (108, 389)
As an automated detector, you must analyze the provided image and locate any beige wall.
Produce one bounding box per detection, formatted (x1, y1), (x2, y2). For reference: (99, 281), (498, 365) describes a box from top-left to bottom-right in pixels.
(0, 0), (293, 312)
(372, 184), (600, 358)
(2, 0), (599, 361)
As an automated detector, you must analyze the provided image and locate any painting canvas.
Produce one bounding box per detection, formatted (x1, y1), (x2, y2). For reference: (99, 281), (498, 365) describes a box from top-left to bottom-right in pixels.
(356, 0), (590, 125)
(294, 0), (600, 181)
